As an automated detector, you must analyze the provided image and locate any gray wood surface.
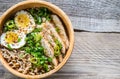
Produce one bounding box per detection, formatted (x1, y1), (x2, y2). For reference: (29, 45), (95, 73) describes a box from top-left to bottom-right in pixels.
(0, 0), (120, 79)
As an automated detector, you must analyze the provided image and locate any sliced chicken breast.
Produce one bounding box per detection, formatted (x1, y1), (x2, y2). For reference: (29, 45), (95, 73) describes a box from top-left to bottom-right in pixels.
(41, 37), (58, 66)
(45, 21), (66, 54)
(51, 15), (69, 49)
(41, 26), (63, 63)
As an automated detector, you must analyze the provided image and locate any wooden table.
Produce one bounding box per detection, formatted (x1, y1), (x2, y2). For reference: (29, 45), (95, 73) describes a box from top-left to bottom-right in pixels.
(0, 0), (120, 79)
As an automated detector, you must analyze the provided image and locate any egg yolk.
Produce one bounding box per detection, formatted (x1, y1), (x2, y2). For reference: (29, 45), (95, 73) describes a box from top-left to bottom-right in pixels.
(15, 14), (30, 28)
(5, 32), (18, 44)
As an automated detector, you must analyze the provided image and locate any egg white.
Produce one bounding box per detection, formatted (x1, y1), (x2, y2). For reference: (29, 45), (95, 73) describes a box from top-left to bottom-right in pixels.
(15, 10), (35, 34)
(0, 30), (26, 49)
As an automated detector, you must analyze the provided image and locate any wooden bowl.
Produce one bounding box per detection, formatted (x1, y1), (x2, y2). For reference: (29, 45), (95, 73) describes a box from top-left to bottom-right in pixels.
(0, 0), (74, 78)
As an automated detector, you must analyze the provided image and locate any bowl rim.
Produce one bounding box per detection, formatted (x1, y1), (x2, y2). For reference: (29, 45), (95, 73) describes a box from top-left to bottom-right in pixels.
(0, 0), (74, 78)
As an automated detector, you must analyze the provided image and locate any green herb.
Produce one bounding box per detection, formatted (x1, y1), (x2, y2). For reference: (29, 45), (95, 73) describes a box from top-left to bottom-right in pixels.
(31, 33), (42, 42)
(43, 64), (49, 72)
(48, 57), (52, 62)
(24, 47), (31, 53)
(32, 28), (43, 33)
(7, 44), (13, 50)
(55, 39), (62, 49)
(55, 27), (60, 33)
(37, 17), (42, 24)
(54, 39), (62, 57)
(30, 58), (38, 65)
(17, 38), (21, 42)
(46, 15), (51, 21)
(4, 20), (17, 32)
(27, 7), (52, 25)
(54, 45), (61, 56)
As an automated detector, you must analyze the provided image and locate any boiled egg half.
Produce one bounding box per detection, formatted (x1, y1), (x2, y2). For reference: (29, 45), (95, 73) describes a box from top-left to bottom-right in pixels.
(15, 10), (35, 34)
(0, 30), (26, 49)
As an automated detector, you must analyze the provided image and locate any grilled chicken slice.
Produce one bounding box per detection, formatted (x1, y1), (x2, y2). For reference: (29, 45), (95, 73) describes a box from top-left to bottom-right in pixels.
(51, 15), (69, 49)
(58, 54), (63, 63)
(41, 37), (58, 66)
(41, 27), (63, 63)
(45, 21), (66, 54)
(43, 30), (63, 63)
(42, 29), (56, 48)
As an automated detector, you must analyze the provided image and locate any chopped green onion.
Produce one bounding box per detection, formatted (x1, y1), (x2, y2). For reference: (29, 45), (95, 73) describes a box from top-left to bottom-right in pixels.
(43, 64), (49, 72)
(17, 38), (21, 42)
(32, 28), (43, 33)
(4, 20), (17, 32)
(27, 7), (52, 25)
(7, 44), (13, 50)
(55, 27), (60, 33)
(54, 39), (62, 57)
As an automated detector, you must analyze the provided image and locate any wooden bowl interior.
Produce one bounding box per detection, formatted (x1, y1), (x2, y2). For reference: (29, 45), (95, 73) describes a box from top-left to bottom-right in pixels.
(0, 1), (74, 79)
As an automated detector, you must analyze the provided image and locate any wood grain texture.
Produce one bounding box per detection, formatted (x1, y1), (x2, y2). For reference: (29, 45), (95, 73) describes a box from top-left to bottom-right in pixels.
(2, 0), (120, 19)
(70, 16), (120, 32)
(0, 0), (120, 79)
(1, 0), (120, 32)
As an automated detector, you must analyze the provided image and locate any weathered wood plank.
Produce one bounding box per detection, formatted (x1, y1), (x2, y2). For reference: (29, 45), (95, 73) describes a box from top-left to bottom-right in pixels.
(70, 16), (120, 32)
(1, 0), (120, 20)
(0, 0), (21, 3)
(45, 0), (120, 20)
(1, 0), (120, 32)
